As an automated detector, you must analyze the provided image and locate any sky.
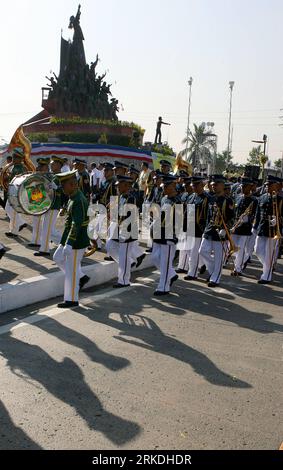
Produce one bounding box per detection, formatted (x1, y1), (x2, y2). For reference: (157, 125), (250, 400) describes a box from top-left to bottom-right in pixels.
(1, 0), (283, 164)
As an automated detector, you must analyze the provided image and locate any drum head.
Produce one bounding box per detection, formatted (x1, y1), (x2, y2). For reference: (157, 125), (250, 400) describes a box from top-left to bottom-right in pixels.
(18, 174), (54, 215)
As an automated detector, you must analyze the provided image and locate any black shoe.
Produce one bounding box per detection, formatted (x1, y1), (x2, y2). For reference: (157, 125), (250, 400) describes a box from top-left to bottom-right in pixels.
(175, 268), (187, 274)
(184, 275), (197, 281)
(257, 279), (271, 285)
(170, 275), (179, 287)
(231, 270), (242, 277)
(104, 256), (114, 261)
(113, 283), (130, 288)
(146, 248), (152, 253)
(27, 243), (40, 248)
(208, 281), (218, 288)
(79, 275), (90, 291)
(242, 260), (248, 271)
(34, 252), (50, 257)
(57, 301), (79, 309)
(199, 265), (206, 275)
(136, 253), (146, 268)
(19, 223), (28, 232)
(5, 232), (18, 238)
(131, 262), (136, 268)
(0, 248), (6, 260)
(154, 290), (170, 296)
(247, 257), (252, 264)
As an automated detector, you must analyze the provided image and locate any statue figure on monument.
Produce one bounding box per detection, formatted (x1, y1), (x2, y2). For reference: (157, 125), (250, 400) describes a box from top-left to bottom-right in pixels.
(68, 4), (86, 68)
(42, 5), (119, 120)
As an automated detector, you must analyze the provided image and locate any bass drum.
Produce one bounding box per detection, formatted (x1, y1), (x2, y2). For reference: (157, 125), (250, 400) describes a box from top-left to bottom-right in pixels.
(8, 173), (55, 215)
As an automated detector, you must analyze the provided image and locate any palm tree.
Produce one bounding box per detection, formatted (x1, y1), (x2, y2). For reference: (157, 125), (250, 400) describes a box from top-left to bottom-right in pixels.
(180, 123), (217, 170)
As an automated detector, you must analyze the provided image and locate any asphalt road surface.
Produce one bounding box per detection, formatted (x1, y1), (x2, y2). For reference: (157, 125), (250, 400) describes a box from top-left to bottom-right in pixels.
(0, 265), (282, 450)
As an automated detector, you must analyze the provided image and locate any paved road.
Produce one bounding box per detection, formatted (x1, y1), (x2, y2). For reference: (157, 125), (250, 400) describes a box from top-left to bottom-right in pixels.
(0, 264), (282, 450)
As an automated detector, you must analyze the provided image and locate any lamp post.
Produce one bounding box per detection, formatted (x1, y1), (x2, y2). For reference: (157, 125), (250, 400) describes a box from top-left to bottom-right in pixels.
(227, 81), (235, 167)
(185, 77), (193, 160)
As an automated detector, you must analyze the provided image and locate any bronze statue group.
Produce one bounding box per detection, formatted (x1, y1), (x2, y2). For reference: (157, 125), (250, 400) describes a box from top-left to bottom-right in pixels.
(1, 149), (283, 308)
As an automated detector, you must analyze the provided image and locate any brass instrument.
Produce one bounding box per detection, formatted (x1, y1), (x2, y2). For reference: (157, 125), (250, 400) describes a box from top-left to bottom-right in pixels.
(230, 201), (254, 234)
(271, 191), (282, 240)
(213, 203), (239, 256)
(84, 239), (98, 258)
(0, 125), (35, 191)
(173, 153), (193, 176)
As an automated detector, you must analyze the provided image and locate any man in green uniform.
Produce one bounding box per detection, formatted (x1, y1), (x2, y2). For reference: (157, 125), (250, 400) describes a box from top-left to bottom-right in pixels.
(53, 170), (90, 308)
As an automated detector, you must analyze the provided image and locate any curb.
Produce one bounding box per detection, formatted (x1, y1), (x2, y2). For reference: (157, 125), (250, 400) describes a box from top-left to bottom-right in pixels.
(0, 256), (154, 314)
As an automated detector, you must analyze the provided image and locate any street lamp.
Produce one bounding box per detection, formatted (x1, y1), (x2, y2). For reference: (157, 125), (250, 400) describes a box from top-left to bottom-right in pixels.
(185, 77), (193, 160)
(227, 81), (235, 166)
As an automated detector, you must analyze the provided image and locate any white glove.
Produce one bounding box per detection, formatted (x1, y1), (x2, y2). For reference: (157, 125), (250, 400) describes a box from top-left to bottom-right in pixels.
(218, 229), (226, 239)
(269, 217), (276, 228)
(63, 244), (73, 258)
(54, 244), (65, 263)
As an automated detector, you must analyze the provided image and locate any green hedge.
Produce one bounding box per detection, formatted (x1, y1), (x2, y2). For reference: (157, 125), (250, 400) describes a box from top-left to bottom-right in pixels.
(50, 117), (145, 134)
(28, 132), (132, 147)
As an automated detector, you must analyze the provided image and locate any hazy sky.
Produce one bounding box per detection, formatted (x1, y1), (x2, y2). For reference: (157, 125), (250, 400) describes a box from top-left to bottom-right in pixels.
(1, 0), (283, 164)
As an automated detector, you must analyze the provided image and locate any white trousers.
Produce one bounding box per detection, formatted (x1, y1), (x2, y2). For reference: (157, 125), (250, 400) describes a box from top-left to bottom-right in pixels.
(199, 238), (225, 284)
(178, 249), (190, 271)
(106, 239), (137, 286)
(151, 242), (176, 292)
(188, 237), (203, 278)
(31, 216), (42, 245)
(255, 236), (278, 281)
(246, 232), (256, 260)
(39, 209), (61, 253)
(53, 245), (85, 302)
(5, 200), (25, 235)
(232, 235), (250, 273)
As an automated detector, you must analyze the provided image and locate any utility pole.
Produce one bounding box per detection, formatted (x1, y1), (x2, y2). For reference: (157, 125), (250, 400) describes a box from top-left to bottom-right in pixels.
(185, 77), (193, 160)
(227, 81), (235, 168)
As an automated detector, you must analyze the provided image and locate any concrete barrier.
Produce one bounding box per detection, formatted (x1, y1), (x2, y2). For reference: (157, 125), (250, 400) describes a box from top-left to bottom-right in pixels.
(0, 256), (154, 314)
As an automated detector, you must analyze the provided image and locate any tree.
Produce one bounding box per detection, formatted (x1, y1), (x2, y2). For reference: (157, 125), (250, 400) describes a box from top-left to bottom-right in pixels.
(247, 146), (261, 165)
(180, 123), (216, 169)
(274, 159), (282, 171)
(214, 151), (233, 174)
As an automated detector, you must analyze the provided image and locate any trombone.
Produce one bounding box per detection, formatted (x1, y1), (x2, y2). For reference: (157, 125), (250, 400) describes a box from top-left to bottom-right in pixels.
(271, 191), (282, 240)
(213, 203), (239, 256)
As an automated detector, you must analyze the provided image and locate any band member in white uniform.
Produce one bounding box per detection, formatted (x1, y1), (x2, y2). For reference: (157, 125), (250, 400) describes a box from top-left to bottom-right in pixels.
(5, 149), (27, 238)
(254, 175), (283, 284)
(28, 157), (51, 248)
(183, 176), (210, 281)
(34, 156), (64, 257)
(199, 175), (234, 287)
(106, 175), (141, 288)
(231, 177), (258, 276)
(176, 177), (194, 273)
(151, 175), (180, 296)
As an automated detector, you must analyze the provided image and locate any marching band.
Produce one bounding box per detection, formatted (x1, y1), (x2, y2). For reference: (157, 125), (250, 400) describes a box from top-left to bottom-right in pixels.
(1, 137), (283, 308)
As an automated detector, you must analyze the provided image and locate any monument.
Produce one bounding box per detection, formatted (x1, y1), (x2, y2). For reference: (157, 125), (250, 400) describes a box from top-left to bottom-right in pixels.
(24, 5), (144, 148)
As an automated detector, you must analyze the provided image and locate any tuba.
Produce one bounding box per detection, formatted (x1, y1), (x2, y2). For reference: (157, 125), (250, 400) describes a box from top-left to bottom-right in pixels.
(0, 125), (35, 191)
